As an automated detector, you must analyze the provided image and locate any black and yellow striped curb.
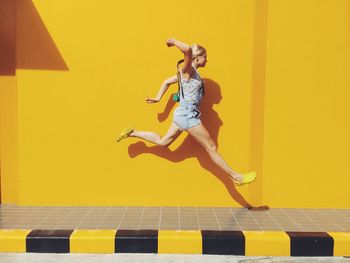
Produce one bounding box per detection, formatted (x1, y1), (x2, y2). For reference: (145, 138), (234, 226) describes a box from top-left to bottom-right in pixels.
(0, 229), (349, 256)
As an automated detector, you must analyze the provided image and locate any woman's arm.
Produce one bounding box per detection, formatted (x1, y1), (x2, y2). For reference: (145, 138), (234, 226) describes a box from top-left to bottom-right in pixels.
(145, 75), (178, 103)
(166, 38), (192, 74)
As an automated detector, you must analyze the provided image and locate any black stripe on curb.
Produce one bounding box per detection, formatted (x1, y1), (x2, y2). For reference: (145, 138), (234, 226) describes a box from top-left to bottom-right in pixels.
(115, 230), (158, 253)
(201, 230), (245, 255)
(21, 229), (344, 255)
(26, 230), (74, 253)
(286, 231), (334, 256)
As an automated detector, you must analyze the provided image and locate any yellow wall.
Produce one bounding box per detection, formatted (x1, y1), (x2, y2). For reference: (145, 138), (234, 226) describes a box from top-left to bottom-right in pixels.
(15, 0), (256, 206)
(0, 0), (18, 204)
(1, 0), (349, 207)
(0, 77), (19, 204)
(262, 0), (350, 207)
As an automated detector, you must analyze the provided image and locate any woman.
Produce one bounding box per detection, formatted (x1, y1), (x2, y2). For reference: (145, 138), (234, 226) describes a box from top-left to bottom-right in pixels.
(116, 38), (256, 186)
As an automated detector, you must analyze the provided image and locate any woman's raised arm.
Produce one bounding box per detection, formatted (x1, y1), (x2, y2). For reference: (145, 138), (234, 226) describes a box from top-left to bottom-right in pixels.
(166, 38), (192, 74)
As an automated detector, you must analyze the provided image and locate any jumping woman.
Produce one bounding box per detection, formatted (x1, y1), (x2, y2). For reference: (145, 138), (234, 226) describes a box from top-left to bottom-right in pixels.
(116, 38), (256, 186)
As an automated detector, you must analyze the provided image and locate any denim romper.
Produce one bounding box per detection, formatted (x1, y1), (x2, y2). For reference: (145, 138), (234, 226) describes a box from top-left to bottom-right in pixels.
(173, 66), (205, 130)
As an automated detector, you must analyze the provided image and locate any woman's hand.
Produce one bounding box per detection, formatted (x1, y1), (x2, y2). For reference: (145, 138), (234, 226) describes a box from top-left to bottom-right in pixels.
(145, 97), (160, 103)
(166, 38), (176, 47)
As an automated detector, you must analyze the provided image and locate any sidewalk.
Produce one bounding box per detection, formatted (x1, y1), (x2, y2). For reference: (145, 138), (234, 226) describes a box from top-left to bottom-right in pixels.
(0, 205), (349, 256)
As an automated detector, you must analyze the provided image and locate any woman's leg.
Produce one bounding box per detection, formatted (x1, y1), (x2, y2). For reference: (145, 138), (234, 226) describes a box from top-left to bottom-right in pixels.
(129, 123), (183, 147)
(187, 123), (244, 182)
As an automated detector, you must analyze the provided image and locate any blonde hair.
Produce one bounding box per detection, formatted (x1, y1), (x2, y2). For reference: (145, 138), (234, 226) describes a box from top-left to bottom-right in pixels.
(191, 44), (206, 59)
(176, 44), (206, 70)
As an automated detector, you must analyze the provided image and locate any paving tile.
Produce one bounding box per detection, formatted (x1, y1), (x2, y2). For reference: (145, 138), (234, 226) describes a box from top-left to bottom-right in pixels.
(179, 213), (197, 219)
(198, 217), (216, 221)
(180, 220), (199, 224)
(259, 224), (280, 228)
(180, 212), (197, 217)
(98, 226), (119, 230)
(235, 214), (254, 218)
(141, 216), (160, 221)
(260, 226), (282, 231)
(198, 219), (218, 225)
(142, 210), (160, 214)
(140, 220), (160, 225)
(160, 212), (179, 216)
(197, 209), (214, 213)
(219, 223), (240, 229)
(161, 207), (179, 212)
(81, 215), (103, 220)
(217, 221), (238, 227)
(100, 219), (122, 224)
(123, 211), (143, 216)
(69, 212), (91, 217)
(270, 220), (291, 225)
(160, 220), (179, 224)
(180, 222), (199, 227)
(197, 212), (216, 217)
(239, 218), (260, 223)
(0, 225), (18, 229)
(181, 226), (200, 230)
(0, 205), (349, 233)
(159, 215), (180, 221)
(139, 222), (159, 227)
(102, 214), (123, 219)
(159, 226), (179, 230)
(16, 224), (39, 229)
(216, 213), (235, 218)
(51, 226), (74, 230)
(105, 210), (125, 215)
(251, 215), (273, 220)
(138, 226), (158, 230)
(241, 226), (262, 231)
(221, 226), (241, 231)
(55, 226), (79, 230)
(200, 226), (220, 230)
(160, 222), (179, 227)
(179, 207), (196, 212)
(40, 220), (64, 225)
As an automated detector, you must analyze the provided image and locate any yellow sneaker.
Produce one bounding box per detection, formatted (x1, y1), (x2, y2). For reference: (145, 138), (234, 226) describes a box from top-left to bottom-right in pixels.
(234, 171), (256, 186)
(116, 126), (134, 142)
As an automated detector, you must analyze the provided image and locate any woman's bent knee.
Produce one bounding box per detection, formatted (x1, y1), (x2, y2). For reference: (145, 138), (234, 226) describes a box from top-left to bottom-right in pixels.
(159, 139), (171, 147)
(205, 143), (217, 152)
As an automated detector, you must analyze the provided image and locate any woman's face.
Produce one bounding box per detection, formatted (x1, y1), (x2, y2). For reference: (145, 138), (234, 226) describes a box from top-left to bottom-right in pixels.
(196, 53), (207, 67)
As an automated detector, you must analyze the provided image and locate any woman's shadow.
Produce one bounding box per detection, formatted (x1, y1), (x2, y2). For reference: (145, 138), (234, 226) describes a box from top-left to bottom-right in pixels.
(128, 78), (268, 210)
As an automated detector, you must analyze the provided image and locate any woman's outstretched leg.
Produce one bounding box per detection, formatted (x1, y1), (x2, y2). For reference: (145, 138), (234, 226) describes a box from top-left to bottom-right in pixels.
(187, 123), (253, 184)
(127, 123), (182, 147)
(129, 130), (161, 145)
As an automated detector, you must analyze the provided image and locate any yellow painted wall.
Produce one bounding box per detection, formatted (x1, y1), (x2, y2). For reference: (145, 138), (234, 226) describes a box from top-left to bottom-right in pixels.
(0, 77), (19, 204)
(15, 0), (256, 206)
(1, 0), (349, 207)
(0, 0), (18, 204)
(262, 0), (350, 207)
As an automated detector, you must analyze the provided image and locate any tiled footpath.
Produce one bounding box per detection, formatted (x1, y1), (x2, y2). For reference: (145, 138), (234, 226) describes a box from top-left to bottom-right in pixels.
(0, 205), (349, 256)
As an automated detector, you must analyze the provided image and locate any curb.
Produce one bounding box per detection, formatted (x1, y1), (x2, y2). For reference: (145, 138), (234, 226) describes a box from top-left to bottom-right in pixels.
(0, 229), (349, 256)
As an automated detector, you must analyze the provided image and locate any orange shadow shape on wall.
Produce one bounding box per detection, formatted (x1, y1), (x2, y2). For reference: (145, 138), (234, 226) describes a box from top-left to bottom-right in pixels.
(0, 0), (16, 75)
(16, 0), (69, 71)
(128, 78), (268, 210)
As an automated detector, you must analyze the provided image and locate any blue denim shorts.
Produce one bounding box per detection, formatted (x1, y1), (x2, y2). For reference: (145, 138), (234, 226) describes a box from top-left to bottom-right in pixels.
(173, 105), (202, 131)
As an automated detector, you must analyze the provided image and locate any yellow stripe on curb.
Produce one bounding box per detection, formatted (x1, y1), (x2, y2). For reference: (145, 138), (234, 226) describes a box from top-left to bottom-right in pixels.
(243, 231), (290, 256)
(158, 230), (202, 254)
(0, 229), (31, 252)
(70, 230), (116, 253)
(328, 232), (350, 256)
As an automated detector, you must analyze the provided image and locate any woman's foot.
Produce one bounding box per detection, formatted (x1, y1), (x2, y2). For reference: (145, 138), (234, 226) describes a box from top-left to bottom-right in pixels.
(231, 172), (256, 186)
(116, 126), (134, 142)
